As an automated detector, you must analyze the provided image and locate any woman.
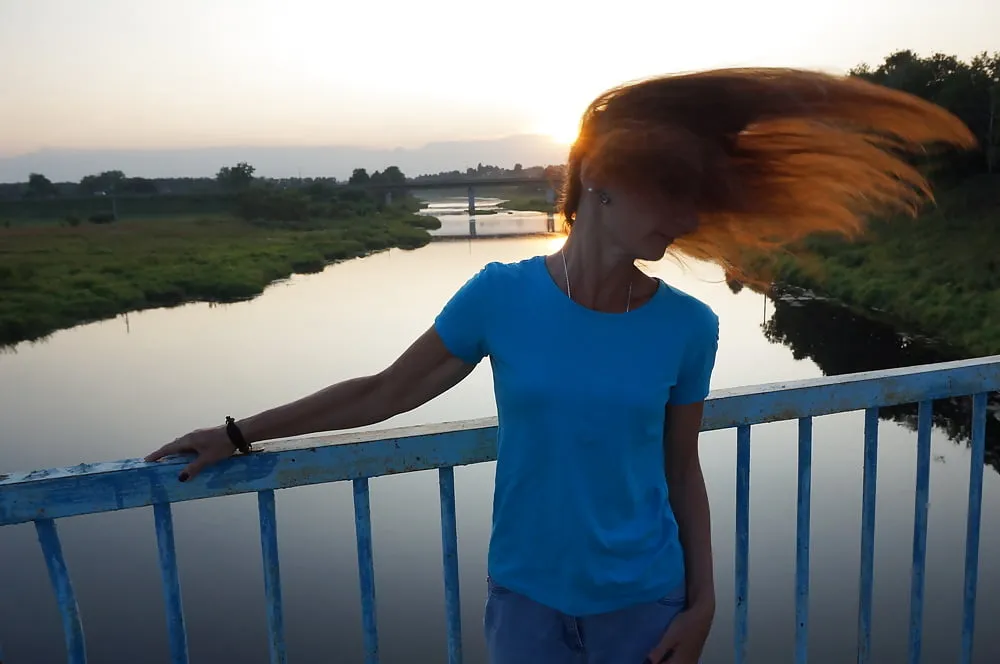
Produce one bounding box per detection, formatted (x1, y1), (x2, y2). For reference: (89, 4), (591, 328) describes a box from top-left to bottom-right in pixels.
(146, 68), (973, 663)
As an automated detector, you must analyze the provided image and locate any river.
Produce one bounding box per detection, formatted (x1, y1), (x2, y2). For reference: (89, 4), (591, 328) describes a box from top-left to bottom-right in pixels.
(1, 203), (998, 664)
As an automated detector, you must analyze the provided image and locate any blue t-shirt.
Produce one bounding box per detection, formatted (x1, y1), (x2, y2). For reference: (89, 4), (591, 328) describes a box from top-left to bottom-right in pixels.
(434, 255), (719, 616)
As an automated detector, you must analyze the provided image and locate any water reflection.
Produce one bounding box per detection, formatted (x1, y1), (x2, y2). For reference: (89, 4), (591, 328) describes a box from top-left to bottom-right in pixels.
(762, 286), (1000, 472)
(422, 196), (560, 238)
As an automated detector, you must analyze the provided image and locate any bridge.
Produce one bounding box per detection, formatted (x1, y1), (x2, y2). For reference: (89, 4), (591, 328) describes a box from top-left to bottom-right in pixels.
(0, 356), (994, 664)
(355, 176), (558, 214)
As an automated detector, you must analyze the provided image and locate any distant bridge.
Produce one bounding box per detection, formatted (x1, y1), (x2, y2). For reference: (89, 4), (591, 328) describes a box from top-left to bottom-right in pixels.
(351, 177), (559, 214)
(398, 176), (555, 190)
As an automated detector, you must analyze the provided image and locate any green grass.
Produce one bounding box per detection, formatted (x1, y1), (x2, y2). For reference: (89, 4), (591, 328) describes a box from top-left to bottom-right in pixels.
(0, 211), (440, 347)
(0, 193), (236, 225)
(746, 175), (1000, 356)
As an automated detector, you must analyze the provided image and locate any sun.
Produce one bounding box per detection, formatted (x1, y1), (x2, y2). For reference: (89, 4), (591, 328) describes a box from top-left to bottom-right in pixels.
(534, 113), (581, 146)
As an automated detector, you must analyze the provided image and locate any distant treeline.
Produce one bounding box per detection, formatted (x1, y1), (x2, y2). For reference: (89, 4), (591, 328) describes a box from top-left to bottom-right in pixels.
(0, 160), (566, 204)
(850, 49), (999, 175)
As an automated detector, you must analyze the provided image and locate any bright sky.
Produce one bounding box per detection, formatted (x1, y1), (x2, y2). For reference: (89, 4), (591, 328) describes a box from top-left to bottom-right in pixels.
(0, 0), (995, 156)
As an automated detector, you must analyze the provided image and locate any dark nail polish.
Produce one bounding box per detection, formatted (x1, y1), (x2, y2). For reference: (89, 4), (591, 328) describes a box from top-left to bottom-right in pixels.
(178, 472), (189, 482)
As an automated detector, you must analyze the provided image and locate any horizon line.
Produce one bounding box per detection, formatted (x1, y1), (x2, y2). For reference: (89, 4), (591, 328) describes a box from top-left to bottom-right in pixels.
(0, 133), (567, 160)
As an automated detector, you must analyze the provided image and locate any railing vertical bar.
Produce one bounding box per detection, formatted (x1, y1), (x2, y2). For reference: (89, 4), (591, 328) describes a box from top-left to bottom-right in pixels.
(857, 407), (879, 664)
(960, 393), (987, 664)
(153, 502), (189, 664)
(907, 400), (933, 664)
(257, 490), (287, 664)
(734, 424), (751, 664)
(795, 417), (813, 664)
(34, 518), (87, 664)
(353, 478), (379, 664)
(438, 466), (463, 664)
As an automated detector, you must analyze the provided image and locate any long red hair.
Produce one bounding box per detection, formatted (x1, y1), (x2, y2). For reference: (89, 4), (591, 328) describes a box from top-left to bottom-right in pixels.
(560, 68), (977, 277)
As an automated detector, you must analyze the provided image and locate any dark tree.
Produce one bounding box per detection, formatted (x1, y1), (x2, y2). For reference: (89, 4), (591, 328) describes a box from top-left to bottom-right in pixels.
(25, 173), (57, 198)
(216, 162), (256, 190)
(348, 168), (370, 185)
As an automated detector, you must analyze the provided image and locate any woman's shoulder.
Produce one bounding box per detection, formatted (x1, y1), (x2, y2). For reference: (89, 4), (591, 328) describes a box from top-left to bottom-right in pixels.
(656, 282), (719, 332)
(470, 255), (544, 287)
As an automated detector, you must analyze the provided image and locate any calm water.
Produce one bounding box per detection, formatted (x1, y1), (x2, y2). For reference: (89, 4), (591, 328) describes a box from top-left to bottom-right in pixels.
(1, 207), (998, 664)
(425, 197), (559, 238)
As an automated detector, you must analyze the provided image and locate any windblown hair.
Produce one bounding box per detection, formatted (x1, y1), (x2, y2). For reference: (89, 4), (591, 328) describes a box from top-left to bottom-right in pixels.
(560, 68), (977, 276)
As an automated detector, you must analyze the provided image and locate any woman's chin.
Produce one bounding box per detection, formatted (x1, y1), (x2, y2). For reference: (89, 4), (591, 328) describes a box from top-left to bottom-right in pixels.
(638, 240), (671, 262)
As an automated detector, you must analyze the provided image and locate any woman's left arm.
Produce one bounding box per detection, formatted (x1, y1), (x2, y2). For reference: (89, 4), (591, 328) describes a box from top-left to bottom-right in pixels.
(665, 400), (715, 617)
(646, 401), (715, 664)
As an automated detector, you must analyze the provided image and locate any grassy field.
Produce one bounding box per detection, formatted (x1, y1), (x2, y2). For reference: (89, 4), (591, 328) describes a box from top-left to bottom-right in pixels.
(745, 175), (1000, 356)
(0, 193), (236, 225)
(0, 209), (439, 347)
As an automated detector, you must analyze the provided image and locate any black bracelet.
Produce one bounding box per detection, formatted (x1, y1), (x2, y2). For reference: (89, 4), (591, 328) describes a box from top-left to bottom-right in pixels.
(225, 416), (252, 454)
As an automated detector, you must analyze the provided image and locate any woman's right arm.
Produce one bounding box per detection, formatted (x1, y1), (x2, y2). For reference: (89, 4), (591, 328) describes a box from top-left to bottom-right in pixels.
(145, 326), (476, 480)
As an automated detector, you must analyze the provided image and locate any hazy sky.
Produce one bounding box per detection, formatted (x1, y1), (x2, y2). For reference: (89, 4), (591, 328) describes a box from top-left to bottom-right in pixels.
(1, 0), (995, 157)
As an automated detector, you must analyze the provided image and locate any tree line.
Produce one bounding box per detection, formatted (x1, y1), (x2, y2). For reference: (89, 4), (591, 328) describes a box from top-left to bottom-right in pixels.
(850, 49), (999, 175)
(7, 161), (269, 200)
(3, 160), (563, 202)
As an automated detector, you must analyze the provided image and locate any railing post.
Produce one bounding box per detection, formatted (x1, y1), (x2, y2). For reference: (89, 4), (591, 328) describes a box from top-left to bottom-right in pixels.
(35, 519), (87, 664)
(908, 401), (933, 664)
(467, 185), (475, 216)
(257, 490), (287, 664)
(153, 502), (190, 664)
(960, 393), (987, 664)
(795, 418), (813, 664)
(439, 467), (463, 664)
(857, 408), (880, 664)
(734, 425), (751, 664)
(354, 478), (380, 664)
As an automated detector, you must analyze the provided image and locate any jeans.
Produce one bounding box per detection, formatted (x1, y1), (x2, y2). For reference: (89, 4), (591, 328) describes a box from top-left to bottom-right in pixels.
(483, 576), (687, 664)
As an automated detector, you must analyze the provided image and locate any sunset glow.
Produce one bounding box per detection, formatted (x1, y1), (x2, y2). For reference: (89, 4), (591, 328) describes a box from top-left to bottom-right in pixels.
(1, 0), (996, 164)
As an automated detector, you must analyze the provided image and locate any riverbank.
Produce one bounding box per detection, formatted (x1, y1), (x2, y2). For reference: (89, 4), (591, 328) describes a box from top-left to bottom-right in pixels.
(744, 175), (1000, 357)
(498, 195), (551, 212)
(0, 210), (439, 347)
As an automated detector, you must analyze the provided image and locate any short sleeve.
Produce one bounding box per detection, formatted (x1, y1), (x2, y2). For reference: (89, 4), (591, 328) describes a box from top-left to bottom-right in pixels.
(669, 309), (719, 405)
(433, 264), (495, 365)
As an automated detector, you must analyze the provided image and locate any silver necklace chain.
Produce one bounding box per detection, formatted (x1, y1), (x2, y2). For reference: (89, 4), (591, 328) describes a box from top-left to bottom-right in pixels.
(561, 251), (633, 313)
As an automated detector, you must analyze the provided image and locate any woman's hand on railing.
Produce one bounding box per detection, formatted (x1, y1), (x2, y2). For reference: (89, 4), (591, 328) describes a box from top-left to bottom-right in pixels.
(144, 426), (235, 482)
(140, 326), (476, 484)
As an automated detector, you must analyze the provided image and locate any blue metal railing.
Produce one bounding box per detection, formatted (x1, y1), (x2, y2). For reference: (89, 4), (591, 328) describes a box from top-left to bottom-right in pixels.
(1, 355), (997, 664)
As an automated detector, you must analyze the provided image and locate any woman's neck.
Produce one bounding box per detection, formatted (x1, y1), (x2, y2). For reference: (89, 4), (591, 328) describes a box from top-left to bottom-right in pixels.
(557, 226), (638, 312)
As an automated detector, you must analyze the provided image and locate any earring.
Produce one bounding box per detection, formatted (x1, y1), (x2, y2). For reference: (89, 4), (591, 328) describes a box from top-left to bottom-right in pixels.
(586, 187), (611, 206)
